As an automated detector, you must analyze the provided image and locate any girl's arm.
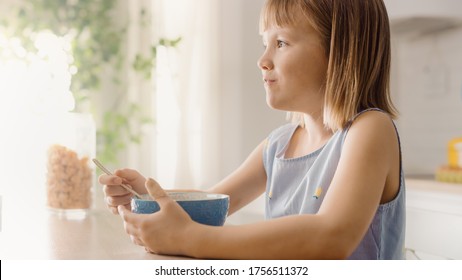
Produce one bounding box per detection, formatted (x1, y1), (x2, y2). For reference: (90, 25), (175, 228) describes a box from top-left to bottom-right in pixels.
(119, 111), (399, 259)
(184, 111), (399, 259)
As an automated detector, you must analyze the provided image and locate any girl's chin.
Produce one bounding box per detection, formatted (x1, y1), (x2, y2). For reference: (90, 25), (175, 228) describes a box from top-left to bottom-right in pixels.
(266, 101), (287, 111)
(266, 95), (286, 111)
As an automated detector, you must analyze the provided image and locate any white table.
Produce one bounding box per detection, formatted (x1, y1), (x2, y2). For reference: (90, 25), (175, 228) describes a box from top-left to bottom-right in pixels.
(0, 205), (190, 260)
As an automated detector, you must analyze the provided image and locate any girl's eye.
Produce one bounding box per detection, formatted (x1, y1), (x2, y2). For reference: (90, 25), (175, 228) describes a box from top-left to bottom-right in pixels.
(277, 40), (287, 48)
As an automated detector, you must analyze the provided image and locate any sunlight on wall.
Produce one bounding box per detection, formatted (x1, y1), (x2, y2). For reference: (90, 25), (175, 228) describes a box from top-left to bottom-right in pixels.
(0, 30), (75, 214)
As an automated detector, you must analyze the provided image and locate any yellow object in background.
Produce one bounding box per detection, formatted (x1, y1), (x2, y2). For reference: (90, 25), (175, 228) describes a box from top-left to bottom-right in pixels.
(448, 137), (462, 168)
(435, 166), (462, 184)
(438, 137), (462, 184)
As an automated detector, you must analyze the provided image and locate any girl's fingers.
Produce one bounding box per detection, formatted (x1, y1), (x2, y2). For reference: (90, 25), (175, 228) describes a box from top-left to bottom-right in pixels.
(103, 184), (131, 196)
(114, 169), (142, 182)
(145, 178), (170, 205)
(130, 235), (144, 247)
(106, 194), (132, 207)
(118, 206), (150, 248)
(144, 247), (155, 253)
(108, 202), (131, 214)
(117, 205), (137, 228)
(98, 174), (123, 185)
(117, 205), (150, 251)
(109, 206), (119, 215)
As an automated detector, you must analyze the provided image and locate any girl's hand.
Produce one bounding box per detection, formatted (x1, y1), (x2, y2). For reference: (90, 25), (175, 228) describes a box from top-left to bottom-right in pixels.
(98, 168), (147, 214)
(118, 178), (195, 256)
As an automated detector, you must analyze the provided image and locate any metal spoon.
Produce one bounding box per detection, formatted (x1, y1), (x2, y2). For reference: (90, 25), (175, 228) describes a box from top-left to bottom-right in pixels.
(92, 158), (143, 199)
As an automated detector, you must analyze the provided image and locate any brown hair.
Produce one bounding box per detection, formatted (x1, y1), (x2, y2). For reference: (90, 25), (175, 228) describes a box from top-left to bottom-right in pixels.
(260, 0), (398, 131)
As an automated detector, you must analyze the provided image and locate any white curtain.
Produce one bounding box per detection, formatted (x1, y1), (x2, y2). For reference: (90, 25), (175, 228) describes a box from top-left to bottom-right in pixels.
(151, 0), (221, 189)
(122, 0), (156, 176)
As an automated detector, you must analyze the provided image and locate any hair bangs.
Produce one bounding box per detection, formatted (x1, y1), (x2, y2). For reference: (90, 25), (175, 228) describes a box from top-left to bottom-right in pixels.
(259, 0), (306, 33)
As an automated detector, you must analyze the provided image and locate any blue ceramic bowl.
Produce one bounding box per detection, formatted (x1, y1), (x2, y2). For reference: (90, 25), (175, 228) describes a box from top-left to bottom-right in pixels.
(131, 192), (229, 226)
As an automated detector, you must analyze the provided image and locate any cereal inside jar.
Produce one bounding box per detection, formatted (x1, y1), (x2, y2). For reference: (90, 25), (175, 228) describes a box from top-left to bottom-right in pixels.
(46, 144), (93, 210)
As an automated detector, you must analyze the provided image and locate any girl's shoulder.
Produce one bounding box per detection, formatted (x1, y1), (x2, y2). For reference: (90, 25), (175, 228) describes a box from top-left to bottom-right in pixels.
(345, 108), (396, 134)
(342, 109), (399, 154)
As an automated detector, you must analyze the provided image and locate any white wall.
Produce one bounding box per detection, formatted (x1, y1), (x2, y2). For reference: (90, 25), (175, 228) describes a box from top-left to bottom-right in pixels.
(392, 26), (462, 175)
(219, 0), (286, 178)
(384, 0), (462, 175)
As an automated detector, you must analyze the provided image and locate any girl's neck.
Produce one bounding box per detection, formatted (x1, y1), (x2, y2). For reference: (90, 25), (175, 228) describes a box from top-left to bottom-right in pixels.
(302, 113), (332, 143)
(284, 113), (333, 159)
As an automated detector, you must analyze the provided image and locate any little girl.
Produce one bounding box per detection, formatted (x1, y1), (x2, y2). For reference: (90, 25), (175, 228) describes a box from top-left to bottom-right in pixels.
(99, 0), (405, 259)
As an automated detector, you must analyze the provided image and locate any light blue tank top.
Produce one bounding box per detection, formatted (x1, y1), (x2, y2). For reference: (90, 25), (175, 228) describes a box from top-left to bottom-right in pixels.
(263, 109), (405, 259)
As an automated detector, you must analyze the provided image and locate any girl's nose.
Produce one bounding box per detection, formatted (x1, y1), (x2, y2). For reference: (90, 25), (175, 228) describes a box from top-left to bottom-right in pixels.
(257, 52), (273, 70)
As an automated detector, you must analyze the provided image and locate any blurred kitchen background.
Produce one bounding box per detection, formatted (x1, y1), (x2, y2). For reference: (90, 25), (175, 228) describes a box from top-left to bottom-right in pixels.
(0, 0), (461, 259)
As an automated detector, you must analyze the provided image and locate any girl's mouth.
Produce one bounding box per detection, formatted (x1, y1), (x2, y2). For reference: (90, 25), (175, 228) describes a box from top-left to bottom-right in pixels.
(264, 78), (277, 85)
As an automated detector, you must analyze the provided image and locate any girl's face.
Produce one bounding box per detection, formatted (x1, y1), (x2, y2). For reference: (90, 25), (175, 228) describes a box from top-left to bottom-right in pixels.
(258, 22), (328, 114)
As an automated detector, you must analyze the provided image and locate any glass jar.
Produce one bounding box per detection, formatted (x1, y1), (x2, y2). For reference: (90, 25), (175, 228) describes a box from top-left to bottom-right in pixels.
(45, 112), (96, 218)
